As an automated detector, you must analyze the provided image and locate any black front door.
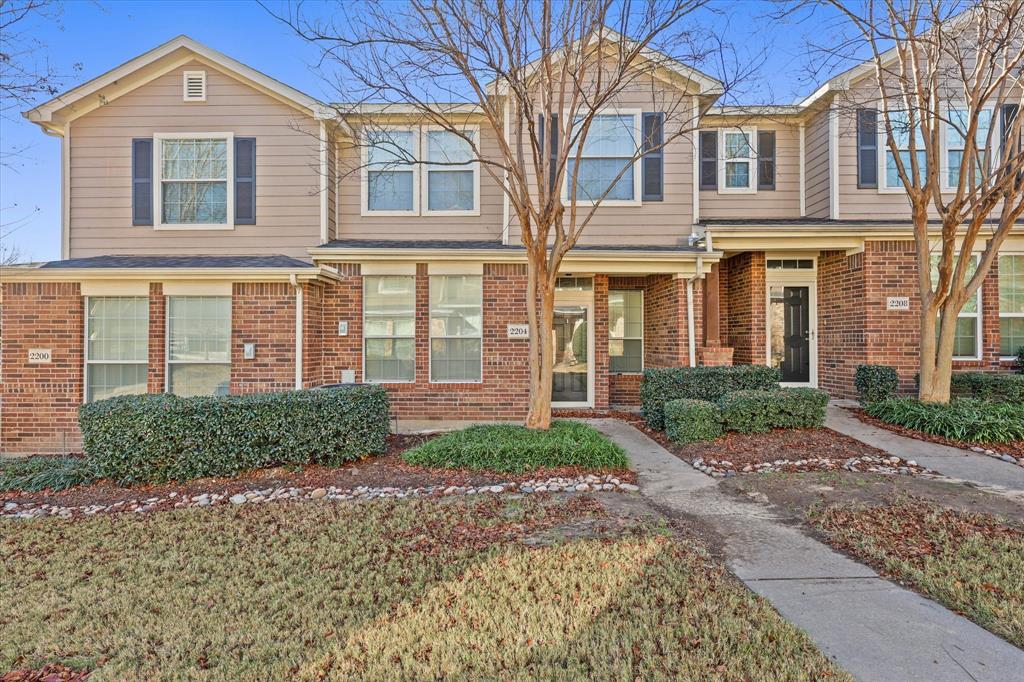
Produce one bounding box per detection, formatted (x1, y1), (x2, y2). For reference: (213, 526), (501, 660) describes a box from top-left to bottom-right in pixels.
(781, 286), (810, 382)
(552, 306), (588, 403)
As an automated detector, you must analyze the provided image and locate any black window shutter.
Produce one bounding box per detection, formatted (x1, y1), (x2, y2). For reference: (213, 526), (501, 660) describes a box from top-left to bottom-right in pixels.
(699, 130), (717, 190)
(235, 137), (256, 225)
(548, 113), (559, 194)
(757, 130), (776, 190)
(642, 112), (664, 201)
(1001, 104), (1019, 153)
(537, 114), (545, 156)
(131, 138), (153, 226)
(857, 109), (878, 189)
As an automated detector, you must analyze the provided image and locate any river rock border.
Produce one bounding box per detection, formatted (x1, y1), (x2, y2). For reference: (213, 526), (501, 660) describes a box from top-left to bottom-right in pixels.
(690, 454), (930, 478)
(2, 474), (640, 520)
(969, 446), (1024, 468)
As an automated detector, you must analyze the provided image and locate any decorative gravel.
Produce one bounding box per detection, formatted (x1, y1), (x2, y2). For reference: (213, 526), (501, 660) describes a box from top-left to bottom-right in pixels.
(690, 454), (931, 478)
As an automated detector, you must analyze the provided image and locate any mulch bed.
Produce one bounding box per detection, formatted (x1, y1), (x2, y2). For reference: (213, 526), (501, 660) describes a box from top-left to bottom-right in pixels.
(849, 407), (1024, 459)
(2, 664), (90, 682)
(1, 434), (635, 511)
(552, 409), (646, 423)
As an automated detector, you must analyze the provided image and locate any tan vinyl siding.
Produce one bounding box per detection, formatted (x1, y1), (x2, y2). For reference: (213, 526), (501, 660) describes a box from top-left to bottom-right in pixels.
(803, 108), (831, 218)
(699, 120), (801, 219)
(327, 129), (338, 242)
(68, 61), (321, 259)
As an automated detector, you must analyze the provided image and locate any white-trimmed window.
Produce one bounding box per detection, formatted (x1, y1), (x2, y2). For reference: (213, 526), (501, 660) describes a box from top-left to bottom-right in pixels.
(719, 128), (756, 192)
(609, 290), (643, 373)
(883, 110), (927, 189)
(429, 275), (483, 382)
(363, 128), (418, 214)
(931, 255), (981, 359)
(565, 112), (641, 204)
(363, 276), (416, 382)
(85, 297), (149, 402)
(1000, 254), (1024, 358)
(945, 107), (993, 189)
(167, 296), (231, 396)
(155, 133), (233, 228)
(424, 128), (479, 214)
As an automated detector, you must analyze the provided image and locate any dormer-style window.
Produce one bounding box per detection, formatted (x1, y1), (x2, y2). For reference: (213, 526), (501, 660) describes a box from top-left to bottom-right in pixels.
(719, 128), (756, 193)
(183, 70), (207, 102)
(154, 132), (234, 229)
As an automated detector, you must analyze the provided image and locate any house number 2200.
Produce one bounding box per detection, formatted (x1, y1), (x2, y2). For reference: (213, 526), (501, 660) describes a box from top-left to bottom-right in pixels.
(27, 349), (52, 363)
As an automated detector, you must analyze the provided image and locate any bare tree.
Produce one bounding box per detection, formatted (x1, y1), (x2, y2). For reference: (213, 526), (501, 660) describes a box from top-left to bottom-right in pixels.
(270, 0), (750, 428)
(812, 0), (1024, 402)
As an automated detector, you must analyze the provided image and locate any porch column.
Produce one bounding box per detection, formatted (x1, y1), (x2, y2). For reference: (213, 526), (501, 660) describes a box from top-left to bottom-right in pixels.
(700, 262), (734, 366)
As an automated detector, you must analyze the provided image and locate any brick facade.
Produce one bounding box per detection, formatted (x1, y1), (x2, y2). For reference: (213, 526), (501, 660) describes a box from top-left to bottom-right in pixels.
(722, 252), (767, 365)
(230, 282), (297, 394)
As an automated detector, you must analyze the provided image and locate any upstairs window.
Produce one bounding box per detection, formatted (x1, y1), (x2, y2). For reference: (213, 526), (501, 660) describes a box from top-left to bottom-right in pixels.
(883, 110), (926, 189)
(609, 290), (643, 373)
(945, 107), (992, 189)
(85, 297), (149, 402)
(719, 129), (756, 192)
(424, 129), (478, 214)
(155, 134), (232, 228)
(364, 129), (418, 214)
(566, 113), (640, 204)
(1000, 254), (1024, 358)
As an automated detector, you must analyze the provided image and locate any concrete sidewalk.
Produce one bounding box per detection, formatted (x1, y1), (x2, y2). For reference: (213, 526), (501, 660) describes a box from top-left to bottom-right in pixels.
(588, 418), (1024, 682)
(826, 404), (1024, 493)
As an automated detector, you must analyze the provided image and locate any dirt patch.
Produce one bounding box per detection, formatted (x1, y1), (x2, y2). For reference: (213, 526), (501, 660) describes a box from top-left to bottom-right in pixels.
(1, 434), (635, 512)
(849, 407), (1024, 459)
(2, 664), (90, 681)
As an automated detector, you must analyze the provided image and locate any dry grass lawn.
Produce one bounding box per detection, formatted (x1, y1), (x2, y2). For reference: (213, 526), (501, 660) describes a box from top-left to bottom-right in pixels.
(2, 495), (848, 681)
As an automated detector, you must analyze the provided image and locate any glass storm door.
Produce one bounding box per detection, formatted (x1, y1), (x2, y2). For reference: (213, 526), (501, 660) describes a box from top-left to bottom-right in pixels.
(551, 306), (589, 403)
(769, 285), (811, 383)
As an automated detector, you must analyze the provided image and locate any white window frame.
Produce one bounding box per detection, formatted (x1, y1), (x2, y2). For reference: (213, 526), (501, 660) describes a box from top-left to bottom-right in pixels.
(999, 253), (1024, 360)
(360, 125), (420, 217)
(718, 126), (758, 194)
(83, 296), (149, 403)
(608, 289), (644, 374)
(422, 125), (481, 217)
(561, 108), (643, 207)
(362, 275), (417, 384)
(878, 110), (927, 194)
(428, 275), (483, 383)
(165, 295), (233, 396)
(153, 132), (234, 230)
(941, 103), (995, 192)
(931, 253), (983, 361)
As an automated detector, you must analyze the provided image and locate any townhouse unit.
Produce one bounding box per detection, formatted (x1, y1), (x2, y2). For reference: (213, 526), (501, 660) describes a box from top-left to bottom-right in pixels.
(2, 35), (1022, 453)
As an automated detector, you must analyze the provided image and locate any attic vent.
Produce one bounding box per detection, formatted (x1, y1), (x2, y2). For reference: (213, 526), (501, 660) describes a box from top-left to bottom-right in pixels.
(183, 70), (206, 102)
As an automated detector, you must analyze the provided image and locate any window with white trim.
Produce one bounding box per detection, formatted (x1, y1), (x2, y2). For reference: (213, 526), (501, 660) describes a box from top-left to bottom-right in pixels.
(429, 275), (482, 382)
(930, 255), (981, 359)
(945, 107), (992, 189)
(609, 290), (643, 373)
(424, 130), (478, 213)
(167, 296), (231, 397)
(364, 129), (417, 213)
(720, 129), (755, 191)
(157, 135), (231, 226)
(999, 254), (1024, 358)
(566, 113), (640, 203)
(883, 110), (927, 189)
(85, 297), (149, 402)
(363, 276), (416, 382)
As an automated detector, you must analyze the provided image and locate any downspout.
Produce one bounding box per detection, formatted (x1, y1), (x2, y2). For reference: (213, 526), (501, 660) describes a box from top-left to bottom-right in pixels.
(685, 255), (704, 368)
(291, 274), (303, 390)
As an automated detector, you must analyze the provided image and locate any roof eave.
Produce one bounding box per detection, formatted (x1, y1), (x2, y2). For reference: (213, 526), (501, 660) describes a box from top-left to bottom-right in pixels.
(1, 266), (339, 283)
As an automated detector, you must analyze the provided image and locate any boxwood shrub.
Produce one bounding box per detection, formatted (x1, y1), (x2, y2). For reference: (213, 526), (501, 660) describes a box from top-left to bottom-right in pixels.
(664, 399), (723, 444)
(640, 365), (781, 430)
(949, 372), (1024, 403)
(865, 397), (1024, 444)
(854, 365), (899, 405)
(78, 385), (391, 485)
(718, 388), (829, 434)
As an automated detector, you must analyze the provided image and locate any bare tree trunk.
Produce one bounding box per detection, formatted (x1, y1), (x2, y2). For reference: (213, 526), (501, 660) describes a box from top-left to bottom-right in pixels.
(918, 301), (957, 403)
(525, 255), (555, 429)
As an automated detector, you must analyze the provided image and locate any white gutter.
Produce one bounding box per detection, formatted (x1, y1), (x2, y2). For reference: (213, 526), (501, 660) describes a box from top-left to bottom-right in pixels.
(291, 273), (303, 390)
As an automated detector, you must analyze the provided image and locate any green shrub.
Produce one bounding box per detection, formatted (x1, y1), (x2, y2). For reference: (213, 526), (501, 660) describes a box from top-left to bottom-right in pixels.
(717, 388), (829, 434)
(854, 365), (900, 405)
(865, 398), (1024, 443)
(949, 372), (1024, 403)
(0, 456), (96, 493)
(401, 420), (627, 473)
(640, 366), (781, 430)
(1017, 346), (1024, 374)
(774, 387), (830, 428)
(664, 399), (722, 444)
(79, 386), (391, 485)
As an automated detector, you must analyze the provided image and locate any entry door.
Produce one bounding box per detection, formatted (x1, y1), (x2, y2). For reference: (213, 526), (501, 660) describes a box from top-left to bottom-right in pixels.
(552, 306), (589, 403)
(769, 285), (811, 383)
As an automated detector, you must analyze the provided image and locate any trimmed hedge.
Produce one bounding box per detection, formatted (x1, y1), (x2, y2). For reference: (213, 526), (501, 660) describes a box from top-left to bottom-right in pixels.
(719, 388), (830, 434)
(79, 386), (391, 484)
(664, 399), (722, 444)
(865, 397), (1024, 444)
(640, 365), (781, 430)
(855, 365), (899, 405)
(949, 372), (1024, 404)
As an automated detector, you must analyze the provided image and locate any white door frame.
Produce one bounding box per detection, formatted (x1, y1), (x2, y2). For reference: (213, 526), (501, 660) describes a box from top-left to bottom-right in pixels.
(765, 259), (818, 388)
(552, 289), (595, 408)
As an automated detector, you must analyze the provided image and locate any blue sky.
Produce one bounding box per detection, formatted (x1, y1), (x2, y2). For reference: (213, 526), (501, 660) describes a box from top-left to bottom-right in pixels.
(0, 0), (831, 262)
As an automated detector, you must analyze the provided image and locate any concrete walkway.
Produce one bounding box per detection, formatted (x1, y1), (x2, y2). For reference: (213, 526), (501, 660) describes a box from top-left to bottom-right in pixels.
(826, 404), (1024, 493)
(588, 418), (1024, 682)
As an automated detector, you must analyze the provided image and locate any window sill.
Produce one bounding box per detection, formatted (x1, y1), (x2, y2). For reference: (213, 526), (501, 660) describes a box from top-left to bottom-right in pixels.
(565, 198), (642, 208)
(154, 223), (234, 231)
(422, 209), (481, 217)
(429, 379), (484, 385)
(360, 210), (419, 218)
(717, 187), (757, 195)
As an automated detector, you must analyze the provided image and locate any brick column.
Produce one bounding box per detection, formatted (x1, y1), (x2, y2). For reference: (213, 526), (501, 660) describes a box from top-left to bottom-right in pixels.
(147, 283), (165, 393)
(724, 252), (766, 365)
(593, 274), (609, 410)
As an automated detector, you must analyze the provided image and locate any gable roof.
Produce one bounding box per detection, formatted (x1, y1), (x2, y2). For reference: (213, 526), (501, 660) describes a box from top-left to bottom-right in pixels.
(23, 35), (335, 134)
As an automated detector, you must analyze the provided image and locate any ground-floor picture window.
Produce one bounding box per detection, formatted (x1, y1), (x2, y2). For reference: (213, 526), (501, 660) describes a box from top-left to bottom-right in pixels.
(364, 275), (416, 382)
(85, 296), (149, 402)
(429, 275), (482, 382)
(608, 289), (642, 373)
(1000, 254), (1024, 358)
(931, 255), (981, 359)
(167, 296), (231, 396)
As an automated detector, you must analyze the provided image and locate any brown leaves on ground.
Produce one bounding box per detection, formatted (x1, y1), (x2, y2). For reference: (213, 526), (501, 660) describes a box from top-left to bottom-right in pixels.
(2, 665), (89, 682)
